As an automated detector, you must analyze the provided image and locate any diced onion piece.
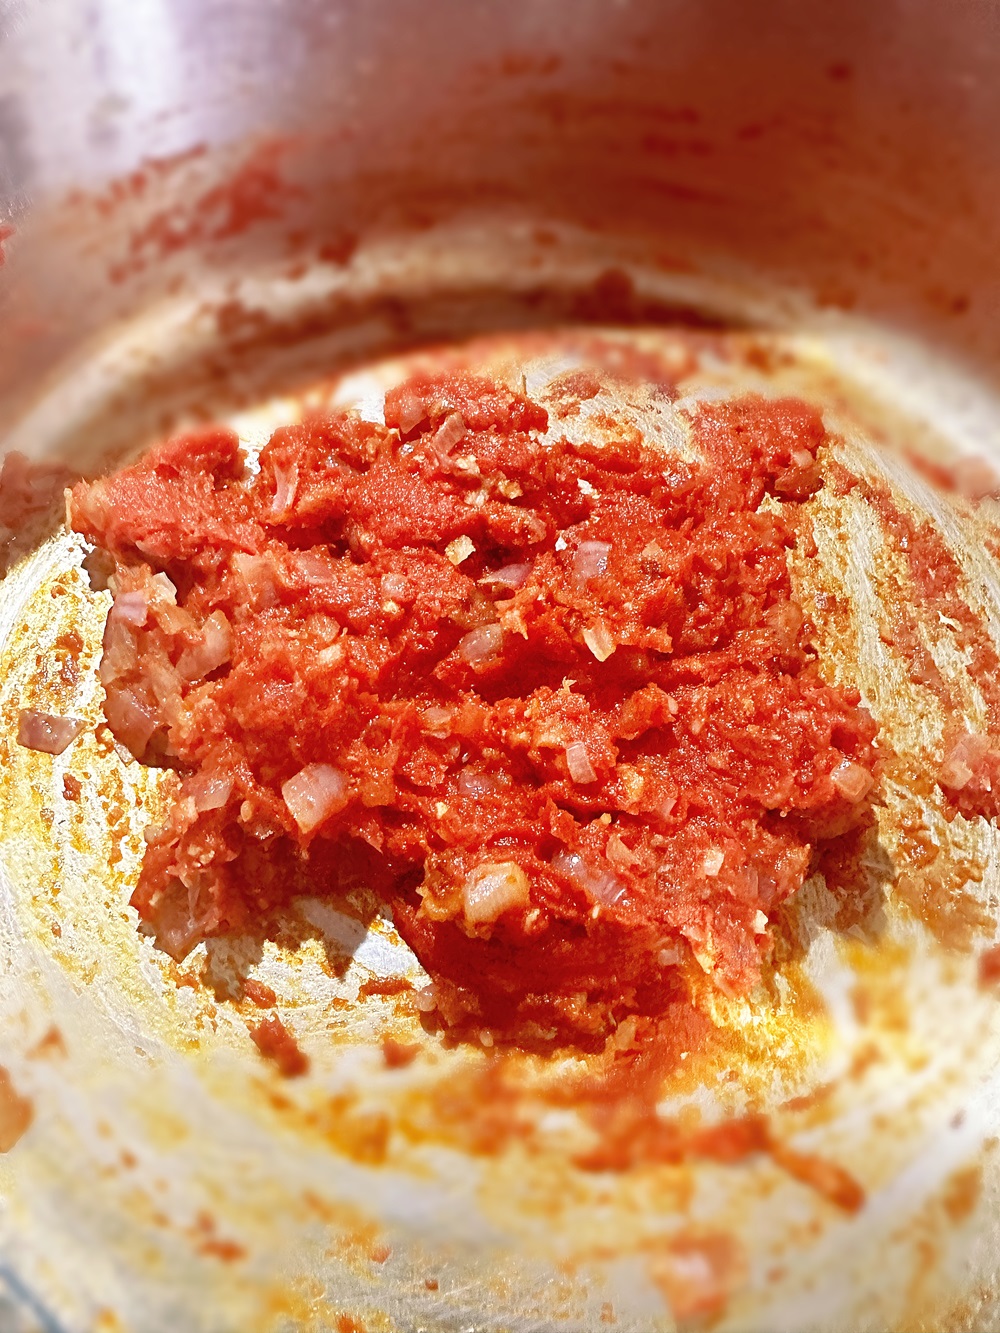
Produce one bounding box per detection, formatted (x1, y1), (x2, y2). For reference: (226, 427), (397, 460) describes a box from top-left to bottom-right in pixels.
(420, 706), (453, 736)
(281, 763), (349, 833)
(940, 732), (992, 791)
(573, 540), (611, 585)
(392, 385), (428, 435)
(702, 848), (725, 877)
(941, 757), (974, 791)
(105, 685), (160, 756)
(190, 774), (233, 812)
(149, 572), (177, 605)
(582, 623), (616, 662)
(17, 710), (85, 755)
(380, 573), (408, 600)
(100, 617), (139, 684)
(606, 832), (637, 867)
(232, 553), (279, 609)
(145, 652), (182, 708)
(177, 610), (232, 681)
(565, 740), (597, 784)
(271, 461), (299, 515)
(754, 910), (769, 934)
(830, 758), (874, 803)
(462, 860), (530, 925)
(458, 623), (503, 666)
(657, 942), (683, 966)
(458, 769), (499, 798)
(480, 562), (531, 589)
(552, 850), (626, 905)
(445, 535), (476, 566)
(432, 412), (467, 454)
(292, 551), (337, 584)
(110, 590), (149, 627)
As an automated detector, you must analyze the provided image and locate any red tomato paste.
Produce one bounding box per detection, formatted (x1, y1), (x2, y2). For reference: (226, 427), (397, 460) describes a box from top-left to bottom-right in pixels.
(70, 372), (877, 1038)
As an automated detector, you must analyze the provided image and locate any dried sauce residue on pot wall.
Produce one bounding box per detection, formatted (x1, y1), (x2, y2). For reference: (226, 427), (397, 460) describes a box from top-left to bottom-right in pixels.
(0, 1068), (33, 1152)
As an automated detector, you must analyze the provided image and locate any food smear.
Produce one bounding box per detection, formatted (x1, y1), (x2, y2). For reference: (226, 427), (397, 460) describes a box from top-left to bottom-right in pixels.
(70, 372), (878, 1039)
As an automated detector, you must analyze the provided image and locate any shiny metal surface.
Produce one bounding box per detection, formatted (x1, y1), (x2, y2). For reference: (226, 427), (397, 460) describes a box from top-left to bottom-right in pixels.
(4, 3), (1000, 1331)
(2, 0), (1000, 448)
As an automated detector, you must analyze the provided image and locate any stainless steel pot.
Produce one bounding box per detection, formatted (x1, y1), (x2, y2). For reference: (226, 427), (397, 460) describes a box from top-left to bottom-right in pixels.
(4, 3), (1000, 1331)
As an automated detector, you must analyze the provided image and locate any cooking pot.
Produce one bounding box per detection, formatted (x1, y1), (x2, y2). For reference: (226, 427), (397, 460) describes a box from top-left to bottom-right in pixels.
(4, 3), (1000, 1330)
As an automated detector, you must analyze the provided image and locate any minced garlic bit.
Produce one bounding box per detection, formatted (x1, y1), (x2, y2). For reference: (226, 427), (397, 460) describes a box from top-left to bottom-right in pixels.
(582, 623), (616, 662)
(702, 848), (725, 877)
(754, 910), (769, 934)
(463, 861), (531, 925)
(452, 455), (481, 476)
(503, 606), (529, 639)
(619, 766), (646, 803)
(445, 535), (476, 565)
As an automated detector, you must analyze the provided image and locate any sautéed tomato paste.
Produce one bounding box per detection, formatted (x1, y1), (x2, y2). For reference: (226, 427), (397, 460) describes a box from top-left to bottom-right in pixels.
(70, 373), (877, 1038)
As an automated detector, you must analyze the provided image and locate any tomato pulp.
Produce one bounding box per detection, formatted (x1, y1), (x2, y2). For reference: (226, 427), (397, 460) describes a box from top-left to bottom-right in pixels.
(71, 372), (877, 1039)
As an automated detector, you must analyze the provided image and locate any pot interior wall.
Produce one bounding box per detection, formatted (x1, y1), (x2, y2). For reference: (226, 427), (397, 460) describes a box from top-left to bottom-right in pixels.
(2, 0), (1000, 457)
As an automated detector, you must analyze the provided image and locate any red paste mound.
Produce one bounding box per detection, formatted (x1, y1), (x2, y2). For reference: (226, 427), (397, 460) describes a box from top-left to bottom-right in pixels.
(70, 373), (877, 1038)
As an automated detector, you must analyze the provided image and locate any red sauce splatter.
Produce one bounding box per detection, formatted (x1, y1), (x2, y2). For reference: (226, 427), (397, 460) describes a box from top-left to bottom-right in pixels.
(978, 943), (1000, 988)
(108, 140), (297, 283)
(189, 1209), (245, 1263)
(0, 1067), (33, 1152)
(27, 1026), (67, 1060)
(574, 1085), (864, 1212)
(358, 976), (413, 999)
(0, 450), (75, 577)
(768, 1140), (865, 1213)
(70, 375), (877, 1040)
(249, 1015), (309, 1078)
(904, 450), (1000, 504)
(857, 474), (1000, 820)
(198, 1236), (246, 1263)
(381, 1038), (419, 1069)
(243, 978), (277, 1008)
(650, 1232), (745, 1326)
